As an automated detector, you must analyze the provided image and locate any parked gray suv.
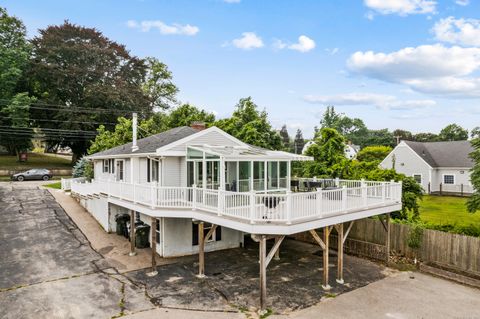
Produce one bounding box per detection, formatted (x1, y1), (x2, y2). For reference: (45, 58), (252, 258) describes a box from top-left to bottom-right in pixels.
(11, 169), (53, 181)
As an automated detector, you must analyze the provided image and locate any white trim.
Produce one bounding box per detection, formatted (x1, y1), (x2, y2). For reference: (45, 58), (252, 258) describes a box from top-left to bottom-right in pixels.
(442, 174), (456, 185)
(87, 152), (156, 160)
(156, 126), (248, 154)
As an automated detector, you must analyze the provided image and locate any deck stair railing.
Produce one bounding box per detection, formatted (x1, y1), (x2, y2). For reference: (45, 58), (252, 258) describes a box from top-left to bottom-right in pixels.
(70, 178), (402, 225)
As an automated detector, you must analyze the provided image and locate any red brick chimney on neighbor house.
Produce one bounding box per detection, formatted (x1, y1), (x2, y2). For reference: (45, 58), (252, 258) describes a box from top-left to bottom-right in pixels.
(190, 121), (206, 131)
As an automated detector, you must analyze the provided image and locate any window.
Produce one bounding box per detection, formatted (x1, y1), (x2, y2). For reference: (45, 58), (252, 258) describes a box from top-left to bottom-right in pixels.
(103, 160), (108, 173)
(443, 174), (455, 184)
(116, 160), (124, 181)
(413, 174), (422, 184)
(192, 222), (221, 245)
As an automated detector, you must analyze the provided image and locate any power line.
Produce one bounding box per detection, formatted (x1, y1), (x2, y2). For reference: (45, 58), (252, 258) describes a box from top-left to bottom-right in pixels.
(0, 130), (96, 138)
(0, 116), (117, 126)
(0, 125), (98, 134)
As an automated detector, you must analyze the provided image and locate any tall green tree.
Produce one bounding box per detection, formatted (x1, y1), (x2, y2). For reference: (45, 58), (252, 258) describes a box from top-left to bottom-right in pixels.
(467, 138), (480, 213)
(470, 126), (480, 139)
(27, 21), (160, 161)
(303, 128), (346, 177)
(142, 57), (178, 111)
(165, 103), (215, 128)
(279, 125), (291, 151)
(214, 97), (282, 150)
(413, 132), (439, 142)
(293, 129), (305, 154)
(356, 145), (392, 163)
(439, 123), (468, 141)
(319, 106), (368, 144)
(0, 93), (36, 155)
(0, 7), (30, 99)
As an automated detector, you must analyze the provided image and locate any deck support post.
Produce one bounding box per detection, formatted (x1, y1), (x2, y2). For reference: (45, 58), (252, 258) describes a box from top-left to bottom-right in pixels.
(322, 226), (331, 290)
(335, 223), (344, 284)
(128, 210), (136, 256)
(198, 222), (205, 277)
(259, 235), (267, 311)
(147, 217), (158, 276)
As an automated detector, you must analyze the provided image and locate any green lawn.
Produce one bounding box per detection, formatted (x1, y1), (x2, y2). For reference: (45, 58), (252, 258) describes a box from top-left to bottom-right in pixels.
(0, 153), (72, 169)
(419, 195), (480, 236)
(43, 181), (62, 189)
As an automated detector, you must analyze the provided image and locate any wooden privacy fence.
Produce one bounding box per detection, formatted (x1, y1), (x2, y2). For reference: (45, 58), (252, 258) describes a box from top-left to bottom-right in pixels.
(294, 218), (480, 275)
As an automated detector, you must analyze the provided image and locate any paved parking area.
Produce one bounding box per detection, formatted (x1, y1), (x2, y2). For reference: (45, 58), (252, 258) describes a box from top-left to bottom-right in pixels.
(0, 184), (154, 319)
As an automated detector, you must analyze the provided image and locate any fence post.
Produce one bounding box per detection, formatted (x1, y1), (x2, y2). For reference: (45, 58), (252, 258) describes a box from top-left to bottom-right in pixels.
(192, 184), (197, 210)
(217, 187), (224, 216)
(428, 182), (431, 194)
(150, 184), (155, 208)
(461, 184), (464, 197)
(361, 179), (367, 207)
(440, 183), (443, 195)
(335, 177), (340, 187)
(286, 190), (292, 224)
(249, 191), (255, 224)
(316, 188), (323, 217)
(342, 186), (347, 211)
(382, 182), (386, 204)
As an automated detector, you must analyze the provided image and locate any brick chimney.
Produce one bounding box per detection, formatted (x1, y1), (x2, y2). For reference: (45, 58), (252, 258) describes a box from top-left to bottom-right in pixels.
(190, 121), (206, 131)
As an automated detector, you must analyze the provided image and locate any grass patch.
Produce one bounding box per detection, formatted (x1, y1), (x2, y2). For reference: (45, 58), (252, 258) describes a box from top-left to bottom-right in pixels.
(419, 195), (480, 236)
(0, 153), (72, 170)
(44, 181), (61, 189)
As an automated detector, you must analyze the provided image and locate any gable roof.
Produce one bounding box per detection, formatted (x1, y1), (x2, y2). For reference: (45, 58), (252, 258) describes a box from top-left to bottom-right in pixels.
(403, 140), (474, 168)
(88, 126), (198, 158)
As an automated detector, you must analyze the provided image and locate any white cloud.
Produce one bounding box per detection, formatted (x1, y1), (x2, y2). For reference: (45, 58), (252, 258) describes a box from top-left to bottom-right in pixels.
(364, 0), (437, 16)
(304, 92), (436, 110)
(231, 32), (264, 50)
(272, 39), (287, 50)
(126, 20), (199, 36)
(288, 35), (316, 53)
(347, 44), (480, 97)
(455, 0), (470, 6)
(433, 16), (480, 47)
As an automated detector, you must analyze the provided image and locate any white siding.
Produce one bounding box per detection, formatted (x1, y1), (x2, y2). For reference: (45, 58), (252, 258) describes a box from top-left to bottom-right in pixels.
(431, 168), (472, 192)
(168, 130), (243, 153)
(380, 143), (431, 192)
(162, 157), (182, 187)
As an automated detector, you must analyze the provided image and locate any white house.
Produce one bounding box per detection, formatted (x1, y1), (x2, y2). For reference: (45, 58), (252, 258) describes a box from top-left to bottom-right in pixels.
(380, 140), (474, 195)
(69, 122), (402, 309)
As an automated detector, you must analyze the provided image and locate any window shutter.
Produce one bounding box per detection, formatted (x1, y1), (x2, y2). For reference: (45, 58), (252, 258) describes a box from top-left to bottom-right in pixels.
(147, 159), (151, 183)
(215, 226), (222, 241)
(192, 223), (199, 246)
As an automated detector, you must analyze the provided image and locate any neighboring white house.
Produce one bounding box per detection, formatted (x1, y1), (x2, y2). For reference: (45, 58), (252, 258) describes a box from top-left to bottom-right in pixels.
(380, 140), (474, 195)
(302, 141), (360, 159)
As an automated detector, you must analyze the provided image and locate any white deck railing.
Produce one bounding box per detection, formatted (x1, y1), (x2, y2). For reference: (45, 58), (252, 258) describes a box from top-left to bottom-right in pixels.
(71, 179), (402, 225)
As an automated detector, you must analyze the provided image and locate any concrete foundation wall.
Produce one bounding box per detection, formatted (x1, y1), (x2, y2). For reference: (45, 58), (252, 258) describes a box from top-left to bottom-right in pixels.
(78, 196), (109, 231)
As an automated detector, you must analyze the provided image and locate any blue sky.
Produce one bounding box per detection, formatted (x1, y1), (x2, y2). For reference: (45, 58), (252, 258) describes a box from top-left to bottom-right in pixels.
(3, 0), (480, 138)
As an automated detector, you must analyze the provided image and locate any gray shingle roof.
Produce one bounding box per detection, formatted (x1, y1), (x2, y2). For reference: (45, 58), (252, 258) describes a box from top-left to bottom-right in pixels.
(404, 140), (474, 168)
(89, 126), (198, 157)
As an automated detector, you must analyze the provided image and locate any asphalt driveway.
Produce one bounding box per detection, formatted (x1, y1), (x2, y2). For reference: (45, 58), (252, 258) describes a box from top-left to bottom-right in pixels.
(0, 184), (154, 319)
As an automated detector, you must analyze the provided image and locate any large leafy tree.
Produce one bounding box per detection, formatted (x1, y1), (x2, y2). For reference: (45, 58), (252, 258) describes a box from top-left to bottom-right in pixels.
(0, 8), (33, 155)
(279, 125), (291, 151)
(356, 145), (392, 163)
(471, 127), (480, 139)
(319, 106), (368, 144)
(214, 97), (282, 150)
(27, 21), (155, 162)
(439, 123), (468, 141)
(467, 138), (480, 213)
(413, 132), (439, 142)
(142, 57), (178, 111)
(303, 128), (346, 177)
(165, 103), (215, 128)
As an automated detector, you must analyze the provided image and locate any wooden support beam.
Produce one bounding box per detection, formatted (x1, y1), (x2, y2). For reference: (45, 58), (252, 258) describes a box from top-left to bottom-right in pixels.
(336, 223), (344, 284)
(274, 236), (281, 261)
(147, 217), (158, 276)
(204, 224), (218, 242)
(266, 236), (285, 267)
(309, 229), (325, 250)
(343, 221), (354, 245)
(129, 210), (137, 256)
(259, 235), (267, 311)
(198, 222), (205, 277)
(322, 226), (331, 290)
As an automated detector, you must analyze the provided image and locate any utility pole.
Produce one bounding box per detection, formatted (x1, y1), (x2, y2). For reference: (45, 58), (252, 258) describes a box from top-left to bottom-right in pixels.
(394, 135), (401, 145)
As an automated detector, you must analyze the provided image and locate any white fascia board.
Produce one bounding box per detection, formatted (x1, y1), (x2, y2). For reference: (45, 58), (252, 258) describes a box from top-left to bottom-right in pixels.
(108, 197), (401, 236)
(86, 152), (156, 160)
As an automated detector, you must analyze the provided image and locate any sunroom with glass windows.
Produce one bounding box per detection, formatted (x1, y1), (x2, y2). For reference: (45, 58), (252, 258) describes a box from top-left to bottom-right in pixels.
(186, 145), (312, 193)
